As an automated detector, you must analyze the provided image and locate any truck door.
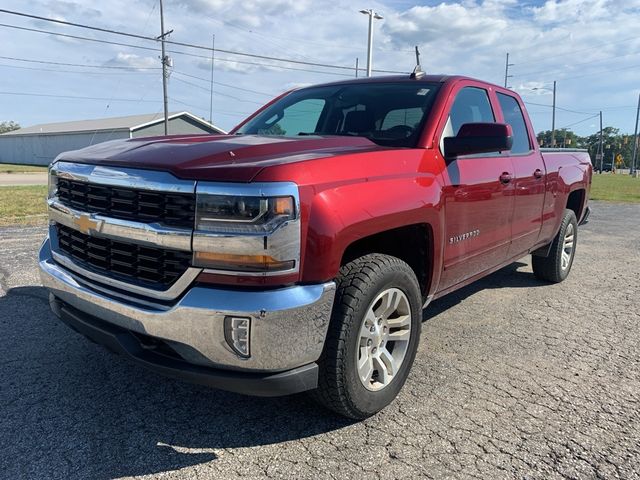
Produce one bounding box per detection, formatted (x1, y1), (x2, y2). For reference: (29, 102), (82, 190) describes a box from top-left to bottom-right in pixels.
(495, 92), (546, 256)
(438, 86), (516, 290)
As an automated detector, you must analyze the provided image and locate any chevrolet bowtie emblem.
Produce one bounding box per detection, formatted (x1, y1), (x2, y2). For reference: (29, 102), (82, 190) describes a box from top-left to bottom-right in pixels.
(73, 214), (100, 235)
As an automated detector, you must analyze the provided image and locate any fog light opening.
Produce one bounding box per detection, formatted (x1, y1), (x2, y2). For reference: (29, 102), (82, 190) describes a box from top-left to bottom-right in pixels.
(224, 316), (251, 358)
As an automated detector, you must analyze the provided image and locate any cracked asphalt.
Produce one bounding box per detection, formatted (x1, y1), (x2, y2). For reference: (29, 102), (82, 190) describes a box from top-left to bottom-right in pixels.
(1, 201), (639, 479)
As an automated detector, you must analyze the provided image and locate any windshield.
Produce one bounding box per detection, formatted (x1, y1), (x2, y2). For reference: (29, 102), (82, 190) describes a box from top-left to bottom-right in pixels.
(235, 82), (441, 147)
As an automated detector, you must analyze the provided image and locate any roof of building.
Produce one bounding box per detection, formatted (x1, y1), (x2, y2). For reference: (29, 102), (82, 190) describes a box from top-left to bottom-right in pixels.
(1, 111), (225, 136)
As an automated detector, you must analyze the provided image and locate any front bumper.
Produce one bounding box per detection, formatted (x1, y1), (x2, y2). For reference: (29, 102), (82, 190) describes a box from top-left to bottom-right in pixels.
(39, 237), (336, 395)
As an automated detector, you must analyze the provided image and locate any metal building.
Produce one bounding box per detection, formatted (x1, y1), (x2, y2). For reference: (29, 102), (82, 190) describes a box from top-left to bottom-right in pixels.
(0, 112), (225, 166)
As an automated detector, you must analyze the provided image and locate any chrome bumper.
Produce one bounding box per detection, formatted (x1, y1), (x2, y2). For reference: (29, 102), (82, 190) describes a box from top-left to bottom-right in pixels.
(39, 237), (336, 373)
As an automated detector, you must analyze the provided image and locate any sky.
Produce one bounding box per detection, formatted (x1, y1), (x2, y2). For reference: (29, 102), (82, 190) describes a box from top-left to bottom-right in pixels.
(0, 0), (639, 137)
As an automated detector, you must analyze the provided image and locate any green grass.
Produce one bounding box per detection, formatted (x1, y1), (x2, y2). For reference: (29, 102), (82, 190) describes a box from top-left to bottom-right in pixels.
(0, 173), (636, 227)
(590, 174), (640, 203)
(0, 163), (48, 173)
(0, 185), (48, 226)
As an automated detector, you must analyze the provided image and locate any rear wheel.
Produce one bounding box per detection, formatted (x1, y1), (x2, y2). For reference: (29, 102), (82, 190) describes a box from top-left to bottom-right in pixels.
(532, 209), (578, 283)
(312, 254), (422, 419)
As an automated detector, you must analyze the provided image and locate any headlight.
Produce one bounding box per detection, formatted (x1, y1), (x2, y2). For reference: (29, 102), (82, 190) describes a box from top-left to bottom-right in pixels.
(48, 164), (58, 199)
(192, 182), (301, 275)
(195, 195), (295, 234)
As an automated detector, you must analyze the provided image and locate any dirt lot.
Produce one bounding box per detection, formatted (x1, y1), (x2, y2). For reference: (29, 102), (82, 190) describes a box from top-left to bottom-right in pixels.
(1, 201), (639, 479)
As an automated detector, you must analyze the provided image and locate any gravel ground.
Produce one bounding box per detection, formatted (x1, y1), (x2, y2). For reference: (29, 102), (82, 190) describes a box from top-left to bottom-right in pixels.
(0, 172), (48, 186)
(1, 201), (639, 479)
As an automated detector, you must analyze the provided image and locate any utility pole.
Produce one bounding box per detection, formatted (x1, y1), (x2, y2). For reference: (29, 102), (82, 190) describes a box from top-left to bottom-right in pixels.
(209, 34), (215, 124)
(551, 80), (556, 147)
(355, 58), (359, 78)
(158, 0), (171, 135)
(631, 92), (639, 175)
(504, 53), (513, 88)
(360, 9), (383, 77)
(598, 111), (604, 173)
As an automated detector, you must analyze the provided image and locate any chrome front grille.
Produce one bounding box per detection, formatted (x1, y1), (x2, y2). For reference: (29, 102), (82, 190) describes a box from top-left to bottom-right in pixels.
(56, 224), (192, 289)
(56, 177), (195, 229)
(48, 162), (200, 299)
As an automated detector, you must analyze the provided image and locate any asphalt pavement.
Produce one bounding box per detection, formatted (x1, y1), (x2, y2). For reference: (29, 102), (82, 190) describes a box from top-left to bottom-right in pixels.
(1, 201), (639, 479)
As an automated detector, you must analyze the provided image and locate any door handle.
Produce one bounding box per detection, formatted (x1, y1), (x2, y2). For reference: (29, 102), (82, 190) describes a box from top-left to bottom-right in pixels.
(499, 172), (512, 184)
(534, 168), (543, 179)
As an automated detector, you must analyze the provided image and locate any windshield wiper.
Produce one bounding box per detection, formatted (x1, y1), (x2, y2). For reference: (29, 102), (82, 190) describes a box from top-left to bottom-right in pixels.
(297, 132), (364, 138)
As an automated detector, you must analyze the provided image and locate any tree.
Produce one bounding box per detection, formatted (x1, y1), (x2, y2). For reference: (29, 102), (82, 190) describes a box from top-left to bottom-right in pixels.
(258, 123), (286, 136)
(0, 121), (20, 134)
(536, 126), (636, 171)
(536, 129), (584, 149)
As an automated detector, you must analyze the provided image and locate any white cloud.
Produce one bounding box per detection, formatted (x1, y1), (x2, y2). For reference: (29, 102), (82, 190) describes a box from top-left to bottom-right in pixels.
(531, 0), (612, 23)
(104, 53), (158, 70)
(2, 0), (639, 135)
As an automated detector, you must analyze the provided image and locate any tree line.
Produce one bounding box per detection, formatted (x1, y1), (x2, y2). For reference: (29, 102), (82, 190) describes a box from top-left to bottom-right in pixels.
(0, 121), (20, 134)
(537, 128), (638, 169)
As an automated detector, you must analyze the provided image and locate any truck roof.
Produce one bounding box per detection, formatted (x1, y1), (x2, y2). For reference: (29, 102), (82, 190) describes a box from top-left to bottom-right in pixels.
(299, 74), (478, 90)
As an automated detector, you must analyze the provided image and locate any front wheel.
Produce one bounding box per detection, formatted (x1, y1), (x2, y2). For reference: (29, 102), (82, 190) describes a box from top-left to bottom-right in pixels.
(532, 209), (578, 283)
(311, 254), (422, 419)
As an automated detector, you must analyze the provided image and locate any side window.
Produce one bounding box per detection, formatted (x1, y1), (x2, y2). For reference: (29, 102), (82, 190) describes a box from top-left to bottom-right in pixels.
(258, 98), (325, 136)
(440, 87), (495, 151)
(497, 93), (532, 154)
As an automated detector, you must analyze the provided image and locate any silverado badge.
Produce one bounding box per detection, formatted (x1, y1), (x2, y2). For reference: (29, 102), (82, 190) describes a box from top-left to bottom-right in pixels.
(449, 229), (480, 244)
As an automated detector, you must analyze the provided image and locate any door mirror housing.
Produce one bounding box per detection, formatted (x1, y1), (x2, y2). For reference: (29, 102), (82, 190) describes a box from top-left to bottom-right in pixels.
(443, 123), (513, 160)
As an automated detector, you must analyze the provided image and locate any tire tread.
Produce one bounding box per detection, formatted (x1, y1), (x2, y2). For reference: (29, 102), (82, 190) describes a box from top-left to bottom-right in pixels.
(311, 253), (419, 419)
(532, 209), (577, 283)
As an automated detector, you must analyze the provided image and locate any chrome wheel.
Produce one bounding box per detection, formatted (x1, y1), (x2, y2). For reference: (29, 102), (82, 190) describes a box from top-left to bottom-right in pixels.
(561, 222), (575, 270)
(356, 288), (412, 391)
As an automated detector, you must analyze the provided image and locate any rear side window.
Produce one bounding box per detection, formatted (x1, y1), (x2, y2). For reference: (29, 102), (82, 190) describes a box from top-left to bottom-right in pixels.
(497, 93), (531, 154)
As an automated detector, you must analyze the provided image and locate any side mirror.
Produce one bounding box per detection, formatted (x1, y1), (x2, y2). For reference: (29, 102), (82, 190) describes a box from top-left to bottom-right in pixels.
(443, 123), (513, 160)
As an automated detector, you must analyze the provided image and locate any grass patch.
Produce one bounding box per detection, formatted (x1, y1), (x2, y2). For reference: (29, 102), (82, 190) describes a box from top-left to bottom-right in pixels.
(590, 174), (640, 203)
(0, 185), (48, 226)
(0, 163), (48, 173)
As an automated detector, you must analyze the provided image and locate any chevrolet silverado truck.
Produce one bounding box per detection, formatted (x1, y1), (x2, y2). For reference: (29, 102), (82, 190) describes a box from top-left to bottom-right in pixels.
(39, 74), (592, 419)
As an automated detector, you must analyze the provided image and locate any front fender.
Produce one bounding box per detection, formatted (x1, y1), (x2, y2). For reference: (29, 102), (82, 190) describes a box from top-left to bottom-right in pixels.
(300, 174), (444, 288)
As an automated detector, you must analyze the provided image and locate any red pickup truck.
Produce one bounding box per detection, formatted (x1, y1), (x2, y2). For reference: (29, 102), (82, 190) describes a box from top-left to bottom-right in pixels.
(39, 74), (592, 419)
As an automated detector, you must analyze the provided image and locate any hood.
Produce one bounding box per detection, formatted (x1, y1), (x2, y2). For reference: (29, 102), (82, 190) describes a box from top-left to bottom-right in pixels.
(57, 134), (383, 182)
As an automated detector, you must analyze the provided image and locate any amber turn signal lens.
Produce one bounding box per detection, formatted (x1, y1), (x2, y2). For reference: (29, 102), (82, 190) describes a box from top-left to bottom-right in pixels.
(273, 196), (294, 216)
(194, 251), (295, 272)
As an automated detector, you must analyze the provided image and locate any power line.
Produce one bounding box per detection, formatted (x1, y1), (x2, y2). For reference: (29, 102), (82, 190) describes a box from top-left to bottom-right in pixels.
(0, 62), (156, 76)
(169, 96), (251, 117)
(513, 50), (640, 79)
(560, 114), (600, 129)
(523, 100), (592, 115)
(0, 23), (357, 77)
(519, 35), (640, 66)
(172, 70), (274, 96)
(0, 8), (407, 74)
(171, 75), (264, 104)
(208, 15), (414, 54)
(0, 54), (160, 70)
(0, 90), (160, 102)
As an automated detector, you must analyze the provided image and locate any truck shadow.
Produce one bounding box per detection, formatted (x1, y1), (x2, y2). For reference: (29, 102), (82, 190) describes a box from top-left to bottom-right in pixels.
(2, 262), (546, 478)
(423, 261), (545, 321)
(1, 286), (352, 479)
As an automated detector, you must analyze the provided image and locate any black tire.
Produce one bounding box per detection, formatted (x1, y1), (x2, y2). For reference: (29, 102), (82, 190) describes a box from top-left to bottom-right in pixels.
(311, 253), (422, 419)
(532, 209), (578, 283)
